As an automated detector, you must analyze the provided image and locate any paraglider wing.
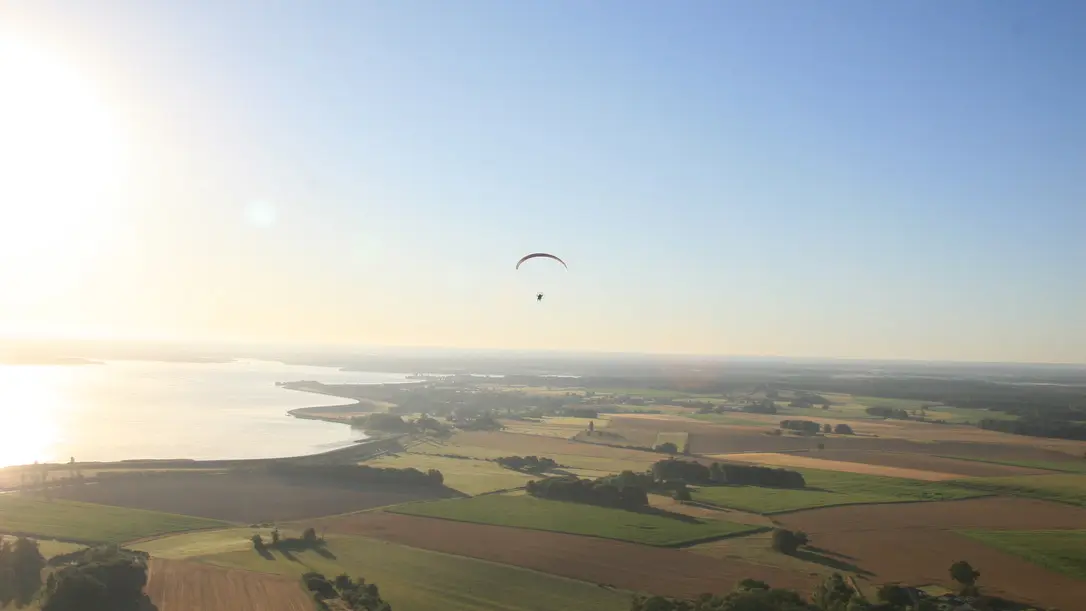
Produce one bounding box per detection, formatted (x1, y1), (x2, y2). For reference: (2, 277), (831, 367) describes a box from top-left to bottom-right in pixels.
(515, 253), (568, 270)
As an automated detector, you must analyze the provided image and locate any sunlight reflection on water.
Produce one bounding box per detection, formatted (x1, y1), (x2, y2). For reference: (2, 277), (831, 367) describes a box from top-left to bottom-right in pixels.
(0, 360), (405, 466)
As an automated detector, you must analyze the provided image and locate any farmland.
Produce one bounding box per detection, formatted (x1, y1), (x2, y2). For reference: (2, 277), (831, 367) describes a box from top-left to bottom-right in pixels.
(802, 450), (1053, 477)
(953, 473), (1086, 507)
(0, 495), (227, 543)
(389, 494), (763, 545)
(406, 431), (656, 474)
(311, 511), (817, 598)
(777, 498), (1086, 610)
(709, 452), (963, 481)
(146, 557), (314, 611)
(960, 529), (1086, 580)
(691, 468), (981, 514)
(47, 470), (456, 522)
(367, 453), (533, 495)
(199, 533), (632, 611)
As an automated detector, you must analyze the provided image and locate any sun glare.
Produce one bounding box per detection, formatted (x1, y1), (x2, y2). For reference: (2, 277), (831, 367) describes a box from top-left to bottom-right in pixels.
(0, 32), (127, 299)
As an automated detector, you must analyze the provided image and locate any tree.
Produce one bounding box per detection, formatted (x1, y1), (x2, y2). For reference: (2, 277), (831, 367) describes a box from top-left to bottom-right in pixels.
(822, 423), (832, 434)
(334, 573), (353, 590)
(271, 528), (281, 546)
(770, 529), (808, 555)
(11, 537), (44, 606)
(833, 423), (854, 435)
(949, 560), (980, 594)
(810, 573), (857, 610)
(303, 528), (318, 544)
(817, 442), (825, 450)
(876, 584), (911, 607)
(251, 534), (265, 551)
(655, 442), (678, 455)
(673, 486), (692, 501)
(41, 546), (149, 611)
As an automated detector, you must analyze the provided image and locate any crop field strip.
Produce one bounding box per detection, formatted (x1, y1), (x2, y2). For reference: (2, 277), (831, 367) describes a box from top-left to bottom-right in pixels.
(388, 494), (765, 546)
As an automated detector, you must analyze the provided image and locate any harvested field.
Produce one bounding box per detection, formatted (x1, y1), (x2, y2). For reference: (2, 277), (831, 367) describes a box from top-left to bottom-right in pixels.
(607, 414), (1086, 462)
(205, 533), (631, 611)
(776, 500), (1086, 610)
(409, 432), (656, 474)
(48, 471), (455, 523)
(391, 494), (763, 546)
(797, 450), (1053, 477)
(368, 453), (532, 495)
(776, 497), (1086, 533)
(688, 531), (858, 581)
(709, 452), (961, 481)
(0, 495), (226, 544)
(313, 511), (818, 598)
(146, 558), (312, 611)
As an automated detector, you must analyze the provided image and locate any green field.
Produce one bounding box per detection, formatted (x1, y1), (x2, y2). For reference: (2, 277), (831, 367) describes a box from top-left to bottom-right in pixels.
(368, 453), (533, 495)
(953, 474), (1086, 507)
(0, 535), (84, 560)
(201, 534), (629, 611)
(654, 432), (689, 453)
(132, 528), (264, 559)
(409, 440), (653, 476)
(938, 455), (1086, 474)
(922, 406), (1019, 424)
(389, 494), (761, 546)
(692, 469), (982, 514)
(688, 414), (774, 427)
(0, 496), (228, 543)
(960, 530), (1086, 580)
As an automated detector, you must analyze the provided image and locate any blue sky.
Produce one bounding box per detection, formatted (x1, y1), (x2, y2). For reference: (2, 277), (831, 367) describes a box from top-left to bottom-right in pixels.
(2, 1), (1084, 361)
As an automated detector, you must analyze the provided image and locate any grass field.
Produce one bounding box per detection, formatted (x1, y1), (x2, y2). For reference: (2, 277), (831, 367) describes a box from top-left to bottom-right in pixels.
(687, 414), (774, 427)
(368, 453), (533, 495)
(202, 534), (630, 611)
(408, 434), (654, 475)
(389, 494), (762, 546)
(959, 530), (1086, 581)
(0, 496), (228, 543)
(692, 469), (982, 514)
(133, 528), (266, 559)
(939, 455), (1086, 474)
(0, 535), (84, 560)
(654, 432), (689, 452)
(922, 406), (1019, 424)
(953, 474), (1086, 507)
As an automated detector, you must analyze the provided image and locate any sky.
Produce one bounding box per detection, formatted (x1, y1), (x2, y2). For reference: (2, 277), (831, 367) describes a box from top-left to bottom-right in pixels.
(0, 1), (1083, 362)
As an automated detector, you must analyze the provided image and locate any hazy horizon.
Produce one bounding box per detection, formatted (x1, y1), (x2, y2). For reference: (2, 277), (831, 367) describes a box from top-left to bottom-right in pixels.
(2, 2), (1084, 363)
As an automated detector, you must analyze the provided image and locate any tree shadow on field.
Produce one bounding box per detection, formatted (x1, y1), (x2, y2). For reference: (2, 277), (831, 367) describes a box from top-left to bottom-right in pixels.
(136, 594), (160, 611)
(793, 548), (873, 577)
(635, 505), (705, 524)
(256, 547), (275, 560)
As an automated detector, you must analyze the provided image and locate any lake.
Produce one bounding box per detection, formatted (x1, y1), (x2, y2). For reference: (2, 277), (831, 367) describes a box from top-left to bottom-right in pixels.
(0, 359), (412, 466)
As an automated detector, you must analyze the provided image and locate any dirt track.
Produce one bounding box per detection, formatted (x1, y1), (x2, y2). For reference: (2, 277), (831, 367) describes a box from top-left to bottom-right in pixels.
(315, 511), (816, 597)
(778, 498), (1086, 610)
(147, 558), (312, 611)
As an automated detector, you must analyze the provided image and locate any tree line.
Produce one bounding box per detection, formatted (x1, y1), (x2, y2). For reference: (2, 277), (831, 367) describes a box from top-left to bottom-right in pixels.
(303, 571), (391, 611)
(526, 475), (649, 509)
(651, 459), (806, 489)
(265, 463), (444, 487)
(42, 545), (150, 611)
(979, 417), (1086, 442)
(495, 455), (558, 474)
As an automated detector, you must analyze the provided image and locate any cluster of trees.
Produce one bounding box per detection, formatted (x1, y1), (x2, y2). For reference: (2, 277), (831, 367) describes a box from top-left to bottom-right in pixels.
(266, 463), (444, 487)
(303, 571), (391, 611)
(0, 537), (46, 607)
(650, 460), (806, 489)
(495, 455), (558, 473)
(979, 417), (1086, 442)
(453, 414), (504, 431)
(629, 563), (1007, 611)
(711, 463), (806, 488)
(742, 399), (778, 414)
(252, 527), (324, 553)
(525, 475), (649, 509)
(41, 546), (150, 611)
(779, 420), (822, 434)
(351, 413), (414, 433)
(865, 406), (911, 420)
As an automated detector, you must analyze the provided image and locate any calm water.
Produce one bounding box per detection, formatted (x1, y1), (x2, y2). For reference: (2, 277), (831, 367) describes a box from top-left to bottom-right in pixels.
(0, 359), (411, 466)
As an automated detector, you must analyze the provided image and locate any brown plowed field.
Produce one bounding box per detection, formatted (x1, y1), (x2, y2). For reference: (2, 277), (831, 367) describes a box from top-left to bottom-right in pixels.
(794, 450), (1052, 477)
(607, 415), (1086, 462)
(777, 498), (1086, 610)
(314, 511), (816, 597)
(146, 558), (312, 611)
(49, 472), (453, 523)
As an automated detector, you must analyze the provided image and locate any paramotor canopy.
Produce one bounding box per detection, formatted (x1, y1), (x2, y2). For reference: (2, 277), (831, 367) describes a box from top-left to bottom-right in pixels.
(515, 253), (567, 270)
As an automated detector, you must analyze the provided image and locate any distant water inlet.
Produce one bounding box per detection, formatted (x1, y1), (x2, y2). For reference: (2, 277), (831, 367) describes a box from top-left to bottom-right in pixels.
(0, 359), (411, 466)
